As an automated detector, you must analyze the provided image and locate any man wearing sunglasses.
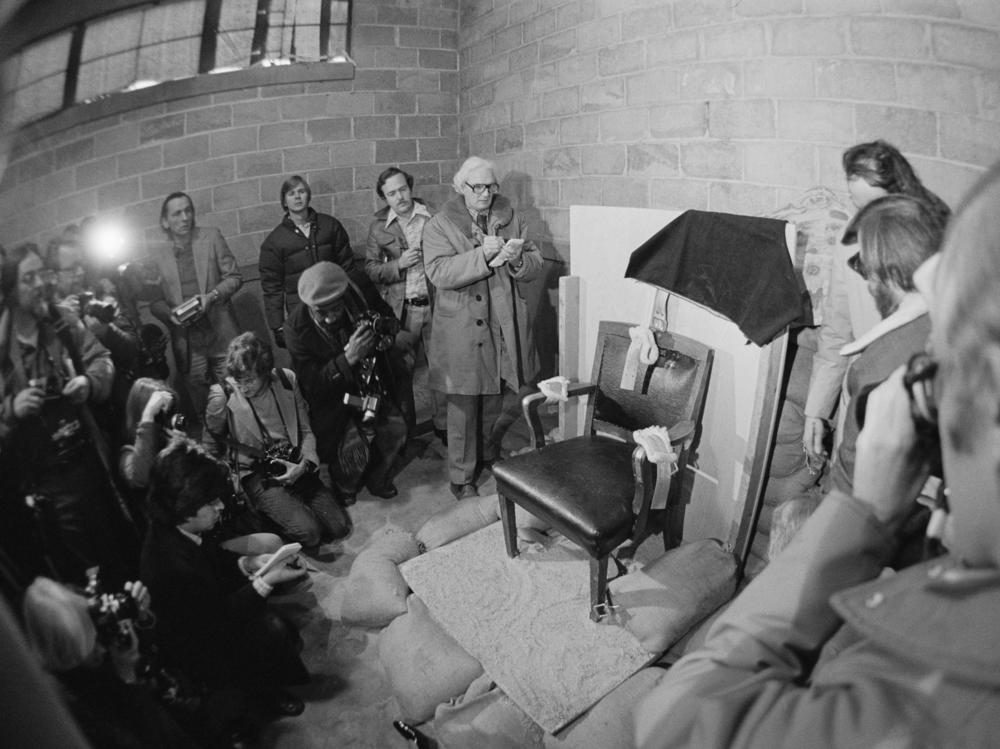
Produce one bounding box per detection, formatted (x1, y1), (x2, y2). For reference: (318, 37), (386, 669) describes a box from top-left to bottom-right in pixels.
(422, 156), (542, 500)
(636, 163), (1000, 747)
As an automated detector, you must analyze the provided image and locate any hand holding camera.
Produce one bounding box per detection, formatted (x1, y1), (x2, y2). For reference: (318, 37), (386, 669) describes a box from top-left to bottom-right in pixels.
(13, 385), (45, 419)
(62, 375), (91, 405)
(854, 368), (933, 528)
(345, 324), (376, 365)
(170, 296), (204, 327)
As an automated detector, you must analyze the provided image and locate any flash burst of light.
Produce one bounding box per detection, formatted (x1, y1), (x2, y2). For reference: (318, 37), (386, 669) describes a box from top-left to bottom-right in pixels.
(86, 222), (129, 264)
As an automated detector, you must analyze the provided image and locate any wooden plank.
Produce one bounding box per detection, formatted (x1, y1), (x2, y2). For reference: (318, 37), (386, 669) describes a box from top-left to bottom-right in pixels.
(558, 274), (581, 439)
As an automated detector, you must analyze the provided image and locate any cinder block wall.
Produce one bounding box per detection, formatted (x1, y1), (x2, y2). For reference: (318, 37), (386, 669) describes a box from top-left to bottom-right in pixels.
(0, 0), (461, 271)
(459, 0), (1000, 262)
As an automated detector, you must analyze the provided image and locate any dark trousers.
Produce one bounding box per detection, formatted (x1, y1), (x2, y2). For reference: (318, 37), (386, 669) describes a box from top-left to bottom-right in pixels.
(241, 472), (351, 547)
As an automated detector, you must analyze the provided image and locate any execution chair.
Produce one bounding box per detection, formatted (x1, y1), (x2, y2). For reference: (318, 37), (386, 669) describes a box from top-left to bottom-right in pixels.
(492, 321), (713, 621)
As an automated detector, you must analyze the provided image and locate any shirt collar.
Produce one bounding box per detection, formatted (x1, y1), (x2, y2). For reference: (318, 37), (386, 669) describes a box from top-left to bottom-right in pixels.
(386, 201), (431, 228)
(176, 526), (203, 545)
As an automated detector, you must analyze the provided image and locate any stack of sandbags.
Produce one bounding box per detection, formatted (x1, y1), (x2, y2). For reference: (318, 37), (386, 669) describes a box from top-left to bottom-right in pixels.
(340, 527), (421, 628)
(378, 595), (484, 723)
(607, 538), (738, 654)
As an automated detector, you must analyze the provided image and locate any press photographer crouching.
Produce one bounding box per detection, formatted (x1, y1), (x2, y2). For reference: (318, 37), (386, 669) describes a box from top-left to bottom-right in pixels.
(140, 439), (310, 728)
(284, 261), (413, 504)
(0, 243), (134, 588)
(203, 332), (351, 549)
(21, 575), (210, 749)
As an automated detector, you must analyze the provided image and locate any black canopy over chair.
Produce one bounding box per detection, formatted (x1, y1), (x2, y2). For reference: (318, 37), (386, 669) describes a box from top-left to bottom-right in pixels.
(492, 321), (713, 621)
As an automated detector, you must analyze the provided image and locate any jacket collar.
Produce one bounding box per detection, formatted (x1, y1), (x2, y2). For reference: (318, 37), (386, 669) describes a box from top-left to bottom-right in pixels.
(385, 200), (431, 228)
(281, 207), (317, 232)
(840, 291), (928, 356)
(440, 193), (515, 238)
(832, 557), (1000, 684)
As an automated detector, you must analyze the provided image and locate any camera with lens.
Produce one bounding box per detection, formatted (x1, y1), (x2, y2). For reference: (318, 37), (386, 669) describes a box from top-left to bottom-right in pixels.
(343, 392), (381, 423)
(252, 442), (301, 482)
(28, 374), (63, 399)
(355, 311), (399, 351)
(84, 569), (141, 649)
(171, 296), (204, 327)
(154, 411), (186, 432)
(77, 291), (117, 325)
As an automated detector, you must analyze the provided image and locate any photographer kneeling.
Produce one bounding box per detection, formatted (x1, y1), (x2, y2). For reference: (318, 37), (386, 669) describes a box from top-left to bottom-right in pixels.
(141, 439), (310, 723)
(203, 332), (351, 549)
(634, 162), (1000, 748)
(284, 262), (413, 504)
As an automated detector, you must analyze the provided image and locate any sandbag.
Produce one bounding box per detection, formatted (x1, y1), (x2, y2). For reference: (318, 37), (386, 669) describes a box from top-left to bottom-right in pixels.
(417, 495), (501, 550)
(341, 528), (421, 628)
(379, 595), (484, 723)
(545, 667), (669, 748)
(608, 538), (738, 654)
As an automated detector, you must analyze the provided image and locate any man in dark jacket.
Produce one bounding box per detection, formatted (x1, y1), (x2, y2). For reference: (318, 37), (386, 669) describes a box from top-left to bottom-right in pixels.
(258, 175), (359, 349)
(284, 262), (412, 504)
(140, 439), (307, 718)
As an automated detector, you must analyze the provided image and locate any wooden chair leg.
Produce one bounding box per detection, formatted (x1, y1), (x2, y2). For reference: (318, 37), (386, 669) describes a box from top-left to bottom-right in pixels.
(498, 494), (519, 558)
(589, 555), (610, 622)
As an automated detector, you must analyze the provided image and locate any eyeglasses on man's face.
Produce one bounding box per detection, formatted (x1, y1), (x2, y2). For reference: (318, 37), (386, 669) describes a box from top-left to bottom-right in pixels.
(20, 268), (57, 287)
(464, 182), (499, 195)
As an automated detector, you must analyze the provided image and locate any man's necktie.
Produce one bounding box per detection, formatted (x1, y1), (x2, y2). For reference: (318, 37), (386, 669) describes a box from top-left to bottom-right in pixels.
(476, 213), (489, 235)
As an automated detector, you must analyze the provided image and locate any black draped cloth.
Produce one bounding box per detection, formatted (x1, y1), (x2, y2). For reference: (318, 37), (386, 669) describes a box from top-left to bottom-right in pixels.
(625, 210), (807, 346)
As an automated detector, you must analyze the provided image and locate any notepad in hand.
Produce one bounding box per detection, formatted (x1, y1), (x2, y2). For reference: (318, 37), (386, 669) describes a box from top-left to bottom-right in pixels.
(252, 543), (303, 579)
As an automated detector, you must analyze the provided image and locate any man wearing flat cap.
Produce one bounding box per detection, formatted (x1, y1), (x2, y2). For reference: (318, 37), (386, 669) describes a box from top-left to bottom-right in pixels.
(283, 262), (412, 504)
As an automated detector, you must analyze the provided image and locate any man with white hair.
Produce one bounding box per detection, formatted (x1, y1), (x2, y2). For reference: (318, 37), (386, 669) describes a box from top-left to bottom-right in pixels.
(422, 156), (543, 499)
(634, 162), (1000, 746)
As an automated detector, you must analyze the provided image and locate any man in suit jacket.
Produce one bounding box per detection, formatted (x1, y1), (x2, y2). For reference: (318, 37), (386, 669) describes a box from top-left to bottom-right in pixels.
(149, 191), (242, 423)
(365, 166), (446, 442)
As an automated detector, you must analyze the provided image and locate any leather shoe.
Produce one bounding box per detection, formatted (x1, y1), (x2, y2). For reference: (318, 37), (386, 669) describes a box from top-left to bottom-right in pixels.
(450, 482), (478, 500)
(367, 482), (398, 499)
(265, 690), (304, 717)
(393, 719), (432, 748)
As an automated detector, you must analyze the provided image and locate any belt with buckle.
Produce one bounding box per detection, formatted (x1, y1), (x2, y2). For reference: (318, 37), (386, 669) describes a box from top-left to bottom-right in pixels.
(404, 297), (430, 307)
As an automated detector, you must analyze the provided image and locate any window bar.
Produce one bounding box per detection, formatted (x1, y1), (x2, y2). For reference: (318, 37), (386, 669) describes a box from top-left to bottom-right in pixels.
(249, 0), (272, 66)
(62, 23), (85, 108)
(199, 0), (223, 74)
(319, 0), (331, 60)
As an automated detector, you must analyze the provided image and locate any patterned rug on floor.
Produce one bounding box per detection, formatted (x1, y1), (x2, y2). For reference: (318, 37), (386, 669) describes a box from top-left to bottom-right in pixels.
(400, 520), (653, 733)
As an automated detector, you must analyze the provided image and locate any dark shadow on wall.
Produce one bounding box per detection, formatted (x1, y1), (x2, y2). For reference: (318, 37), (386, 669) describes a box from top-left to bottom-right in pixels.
(502, 171), (565, 381)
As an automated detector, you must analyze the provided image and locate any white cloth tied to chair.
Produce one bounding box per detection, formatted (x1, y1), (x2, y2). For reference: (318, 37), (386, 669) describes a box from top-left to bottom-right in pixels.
(538, 375), (571, 404)
(620, 326), (658, 391)
(632, 426), (678, 511)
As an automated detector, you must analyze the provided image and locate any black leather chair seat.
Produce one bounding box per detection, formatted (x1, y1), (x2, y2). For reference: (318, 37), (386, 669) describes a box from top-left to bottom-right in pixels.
(492, 435), (636, 558)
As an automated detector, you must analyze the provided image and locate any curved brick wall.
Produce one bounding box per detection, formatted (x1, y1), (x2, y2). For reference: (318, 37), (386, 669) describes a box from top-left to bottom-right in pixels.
(0, 1), (461, 269)
(459, 0), (1000, 261)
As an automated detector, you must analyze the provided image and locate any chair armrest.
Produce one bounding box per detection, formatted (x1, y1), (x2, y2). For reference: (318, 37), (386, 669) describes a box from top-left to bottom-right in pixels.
(522, 381), (598, 450)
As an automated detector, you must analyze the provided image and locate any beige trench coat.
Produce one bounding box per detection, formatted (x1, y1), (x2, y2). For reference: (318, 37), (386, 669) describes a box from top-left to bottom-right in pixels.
(422, 194), (541, 396)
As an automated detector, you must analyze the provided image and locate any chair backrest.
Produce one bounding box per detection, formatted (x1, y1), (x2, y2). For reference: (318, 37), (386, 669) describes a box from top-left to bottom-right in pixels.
(584, 321), (713, 443)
